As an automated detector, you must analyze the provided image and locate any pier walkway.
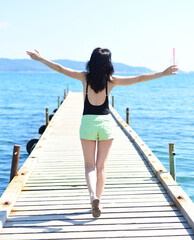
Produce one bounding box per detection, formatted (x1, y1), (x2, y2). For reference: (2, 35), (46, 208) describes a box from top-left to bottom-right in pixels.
(0, 92), (194, 239)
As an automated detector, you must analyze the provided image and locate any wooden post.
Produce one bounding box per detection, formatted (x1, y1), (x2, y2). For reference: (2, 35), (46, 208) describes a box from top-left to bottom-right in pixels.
(126, 107), (129, 125)
(67, 85), (69, 94)
(58, 96), (60, 108)
(64, 90), (67, 99)
(169, 143), (176, 181)
(46, 108), (49, 126)
(112, 96), (114, 107)
(10, 145), (21, 182)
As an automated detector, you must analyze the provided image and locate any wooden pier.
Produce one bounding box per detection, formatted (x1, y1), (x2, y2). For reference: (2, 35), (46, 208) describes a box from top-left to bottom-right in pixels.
(0, 92), (194, 239)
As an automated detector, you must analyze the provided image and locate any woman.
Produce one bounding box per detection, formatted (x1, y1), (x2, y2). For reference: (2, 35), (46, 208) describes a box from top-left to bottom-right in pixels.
(26, 48), (178, 218)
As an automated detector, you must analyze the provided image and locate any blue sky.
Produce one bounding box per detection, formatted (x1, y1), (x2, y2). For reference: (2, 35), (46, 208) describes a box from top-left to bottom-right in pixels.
(1, 0), (194, 71)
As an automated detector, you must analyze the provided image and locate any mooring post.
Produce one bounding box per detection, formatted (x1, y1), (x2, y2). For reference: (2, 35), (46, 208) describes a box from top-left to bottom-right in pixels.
(46, 108), (49, 126)
(126, 107), (129, 125)
(58, 96), (60, 108)
(169, 143), (176, 181)
(10, 144), (21, 182)
(112, 96), (114, 107)
(64, 90), (67, 99)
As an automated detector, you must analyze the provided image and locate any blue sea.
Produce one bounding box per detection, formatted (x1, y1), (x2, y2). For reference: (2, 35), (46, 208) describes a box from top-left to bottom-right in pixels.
(0, 72), (193, 201)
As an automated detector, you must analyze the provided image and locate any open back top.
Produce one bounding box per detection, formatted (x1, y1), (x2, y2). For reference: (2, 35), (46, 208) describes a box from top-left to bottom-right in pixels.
(83, 80), (110, 115)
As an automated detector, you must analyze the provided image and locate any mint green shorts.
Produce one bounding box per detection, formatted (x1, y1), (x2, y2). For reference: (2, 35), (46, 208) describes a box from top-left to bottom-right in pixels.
(80, 114), (114, 141)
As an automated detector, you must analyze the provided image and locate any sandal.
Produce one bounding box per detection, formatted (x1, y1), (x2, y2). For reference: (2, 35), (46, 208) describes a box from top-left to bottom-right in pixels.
(91, 199), (101, 218)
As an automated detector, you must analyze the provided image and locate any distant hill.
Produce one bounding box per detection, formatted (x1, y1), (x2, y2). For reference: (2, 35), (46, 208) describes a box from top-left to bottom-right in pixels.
(0, 58), (153, 74)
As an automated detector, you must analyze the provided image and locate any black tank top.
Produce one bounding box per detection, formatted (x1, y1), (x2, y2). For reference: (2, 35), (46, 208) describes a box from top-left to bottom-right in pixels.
(83, 81), (110, 115)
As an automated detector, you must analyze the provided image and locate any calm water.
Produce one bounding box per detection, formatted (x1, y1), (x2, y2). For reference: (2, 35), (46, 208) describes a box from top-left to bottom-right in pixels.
(0, 73), (193, 201)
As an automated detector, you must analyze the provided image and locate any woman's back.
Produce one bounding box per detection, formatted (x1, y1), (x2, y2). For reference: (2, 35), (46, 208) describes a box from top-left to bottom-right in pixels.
(82, 78), (114, 116)
(82, 78), (114, 106)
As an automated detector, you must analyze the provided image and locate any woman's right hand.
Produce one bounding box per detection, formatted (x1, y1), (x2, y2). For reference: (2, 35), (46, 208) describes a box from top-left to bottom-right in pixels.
(26, 49), (42, 61)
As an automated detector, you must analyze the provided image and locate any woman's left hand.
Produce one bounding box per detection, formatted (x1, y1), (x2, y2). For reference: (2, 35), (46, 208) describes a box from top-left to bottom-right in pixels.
(163, 65), (179, 76)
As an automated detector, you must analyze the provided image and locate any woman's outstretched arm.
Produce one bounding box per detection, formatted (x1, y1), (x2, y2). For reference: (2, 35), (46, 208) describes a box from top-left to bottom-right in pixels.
(26, 50), (85, 81)
(112, 65), (178, 86)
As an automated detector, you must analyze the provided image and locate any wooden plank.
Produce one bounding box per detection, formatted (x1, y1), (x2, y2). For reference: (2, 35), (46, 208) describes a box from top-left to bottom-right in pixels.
(8, 211), (183, 219)
(1, 223), (193, 234)
(0, 229), (193, 239)
(13, 200), (174, 208)
(23, 183), (164, 189)
(27, 173), (156, 180)
(29, 169), (154, 175)
(32, 164), (151, 169)
(4, 218), (189, 228)
(19, 190), (168, 198)
(25, 180), (160, 185)
(27, 175), (158, 180)
(4, 217), (188, 227)
(24, 179), (160, 186)
(22, 185), (164, 192)
(30, 169), (155, 174)
(28, 173), (156, 179)
(37, 155), (145, 160)
(30, 166), (153, 171)
(36, 155), (145, 159)
(23, 183), (162, 188)
(10, 205), (179, 213)
(16, 195), (173, 203)
(0, 236), (193, 240)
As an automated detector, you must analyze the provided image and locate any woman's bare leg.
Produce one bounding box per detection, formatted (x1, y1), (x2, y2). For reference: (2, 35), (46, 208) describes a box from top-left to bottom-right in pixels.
(81, 139), (97, 202)
(96, 139), (113, 200)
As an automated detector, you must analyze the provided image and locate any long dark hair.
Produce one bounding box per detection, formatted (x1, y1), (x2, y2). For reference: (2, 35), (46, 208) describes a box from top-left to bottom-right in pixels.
(86, 48), (114, 93)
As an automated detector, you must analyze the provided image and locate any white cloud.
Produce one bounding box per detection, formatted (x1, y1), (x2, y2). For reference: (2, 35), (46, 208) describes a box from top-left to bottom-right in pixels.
(0, 22), (10, 29)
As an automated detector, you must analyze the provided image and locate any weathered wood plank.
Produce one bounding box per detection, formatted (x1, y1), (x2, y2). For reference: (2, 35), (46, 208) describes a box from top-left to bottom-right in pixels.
(20, 186), (167, 193)
(30, 167), (154, 173)
(0, 236), (193, 240)
(4, 217), (188, 227)
(11, 205), (179, 213)
(1, 223), (193, 234)
(22, 185), (164, 192)
(24, 182), (162, 190)
(13, 200), (174, 208)
(8, 211), (183, 219)
(27, 173), (156, 180)
(16, 195), (173, 203)
(0, 229), (193, 239)
(19, 190), (168, 198)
